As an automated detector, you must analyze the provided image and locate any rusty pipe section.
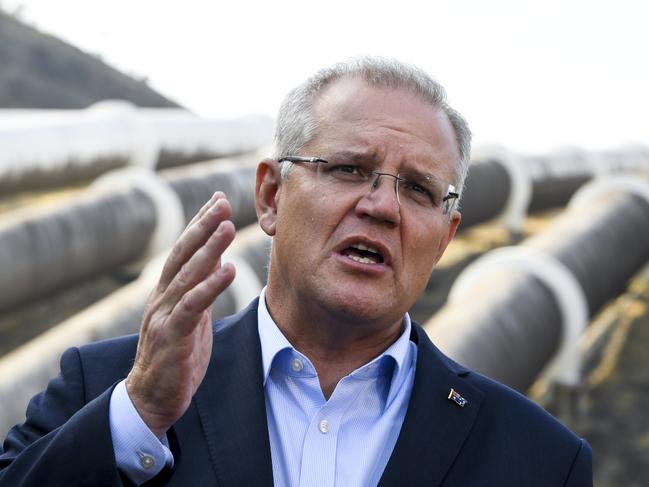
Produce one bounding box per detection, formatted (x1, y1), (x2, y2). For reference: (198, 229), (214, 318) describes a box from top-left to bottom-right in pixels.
(0, 158), (259, 313)
(425, 178), (649, 391)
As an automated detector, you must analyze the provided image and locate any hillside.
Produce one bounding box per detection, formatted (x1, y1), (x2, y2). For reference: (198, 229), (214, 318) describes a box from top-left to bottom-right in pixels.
(0, 10), (180, 108)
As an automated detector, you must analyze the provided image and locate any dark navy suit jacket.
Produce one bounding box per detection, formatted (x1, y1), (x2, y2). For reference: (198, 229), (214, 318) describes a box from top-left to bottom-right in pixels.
(0, 299), (592, 486)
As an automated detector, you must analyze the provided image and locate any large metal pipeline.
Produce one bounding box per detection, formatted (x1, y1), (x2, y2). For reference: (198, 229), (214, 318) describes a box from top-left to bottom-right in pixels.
(456, 159), (511, 228)
(424, 178), (649, 391)
(0, 188), (157, 310)
(0, 103), (273, 193)
(161, 159), (259, 226)
(459, 147), (649, 232)
(0, 158), (259, 313)
(0, 224), (271, 439)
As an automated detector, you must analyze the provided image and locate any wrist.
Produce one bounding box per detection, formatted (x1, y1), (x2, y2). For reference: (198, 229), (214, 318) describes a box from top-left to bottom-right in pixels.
(126, 373), (170, 439)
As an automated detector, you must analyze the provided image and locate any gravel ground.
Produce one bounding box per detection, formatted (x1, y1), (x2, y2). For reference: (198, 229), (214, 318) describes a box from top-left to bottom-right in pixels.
(564, 276), (649, 487)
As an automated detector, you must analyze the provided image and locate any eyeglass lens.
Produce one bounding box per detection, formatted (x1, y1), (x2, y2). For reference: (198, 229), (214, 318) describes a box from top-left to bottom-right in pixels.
(314, 160), (451, 212)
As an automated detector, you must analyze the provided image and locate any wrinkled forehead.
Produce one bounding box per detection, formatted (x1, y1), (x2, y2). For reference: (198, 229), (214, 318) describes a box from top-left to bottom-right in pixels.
(308, 77), (461, 179)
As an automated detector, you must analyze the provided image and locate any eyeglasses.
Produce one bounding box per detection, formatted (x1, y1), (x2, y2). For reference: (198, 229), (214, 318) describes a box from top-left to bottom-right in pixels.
(278, 155), (459, 216)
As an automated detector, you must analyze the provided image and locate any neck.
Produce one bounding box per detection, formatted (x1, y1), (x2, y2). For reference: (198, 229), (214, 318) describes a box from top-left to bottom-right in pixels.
(264, 286), (405, 399)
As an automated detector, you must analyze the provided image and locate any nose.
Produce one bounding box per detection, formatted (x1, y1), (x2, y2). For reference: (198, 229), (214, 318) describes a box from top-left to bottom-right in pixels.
(354, 173), (401, 225)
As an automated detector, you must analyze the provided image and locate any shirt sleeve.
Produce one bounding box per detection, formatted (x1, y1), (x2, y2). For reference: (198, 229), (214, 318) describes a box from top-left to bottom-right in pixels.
(109, 379), (174, 485)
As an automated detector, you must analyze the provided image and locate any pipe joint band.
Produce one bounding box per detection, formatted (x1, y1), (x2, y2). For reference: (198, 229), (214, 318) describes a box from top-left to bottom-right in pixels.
(93, 166), (185, 260)
(492, 153), (532, 233)
(449, 246), (588, 386)
(569, 175), (649, 210)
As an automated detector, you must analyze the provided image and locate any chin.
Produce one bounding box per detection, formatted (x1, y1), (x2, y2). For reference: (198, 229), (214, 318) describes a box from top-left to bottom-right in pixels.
(321, 286), (402, 325)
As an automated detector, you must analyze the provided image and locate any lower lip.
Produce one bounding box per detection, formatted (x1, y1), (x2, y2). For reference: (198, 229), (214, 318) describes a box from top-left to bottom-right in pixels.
(334, 252), (391, 274)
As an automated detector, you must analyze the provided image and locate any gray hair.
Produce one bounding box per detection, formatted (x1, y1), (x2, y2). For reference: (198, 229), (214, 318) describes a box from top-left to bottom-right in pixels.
(273, 56), (472, 195)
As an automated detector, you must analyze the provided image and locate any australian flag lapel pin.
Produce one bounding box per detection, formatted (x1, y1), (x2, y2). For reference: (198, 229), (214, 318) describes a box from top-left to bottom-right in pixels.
(448, 388), (468, 408)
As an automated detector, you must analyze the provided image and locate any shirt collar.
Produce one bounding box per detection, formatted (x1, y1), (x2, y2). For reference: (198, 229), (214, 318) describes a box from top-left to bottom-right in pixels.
(258, 287), (295, 385)
(257, 286), (415, 401)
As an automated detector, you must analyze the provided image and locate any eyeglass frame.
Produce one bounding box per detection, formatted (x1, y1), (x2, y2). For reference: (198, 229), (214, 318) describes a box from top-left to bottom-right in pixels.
(277, 155), (460, 216)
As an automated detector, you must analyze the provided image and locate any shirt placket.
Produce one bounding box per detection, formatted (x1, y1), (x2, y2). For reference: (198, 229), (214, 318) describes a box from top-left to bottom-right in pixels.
(297, 376), (363, 487)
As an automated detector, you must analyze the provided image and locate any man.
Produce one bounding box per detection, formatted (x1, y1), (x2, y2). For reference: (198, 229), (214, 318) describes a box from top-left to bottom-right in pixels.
(0, 58), (592, 486)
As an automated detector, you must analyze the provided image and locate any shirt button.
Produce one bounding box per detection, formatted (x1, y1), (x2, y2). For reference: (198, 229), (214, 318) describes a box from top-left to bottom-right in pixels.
(140, 454), (155, 469)
(319, 419), (329, 434)
(291, 358), (304, 372)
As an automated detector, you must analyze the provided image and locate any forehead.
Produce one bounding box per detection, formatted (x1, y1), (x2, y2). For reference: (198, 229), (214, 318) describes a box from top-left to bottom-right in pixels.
(307, 77), (460, 177)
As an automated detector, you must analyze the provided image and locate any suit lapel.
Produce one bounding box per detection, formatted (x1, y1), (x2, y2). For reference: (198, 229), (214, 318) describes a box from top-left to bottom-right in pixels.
(193, 299), (274, 487)
(379, 324), (484, 487)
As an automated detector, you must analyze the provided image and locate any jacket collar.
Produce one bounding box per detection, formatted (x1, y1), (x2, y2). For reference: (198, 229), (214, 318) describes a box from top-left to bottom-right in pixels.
(194, 298), (274, 486)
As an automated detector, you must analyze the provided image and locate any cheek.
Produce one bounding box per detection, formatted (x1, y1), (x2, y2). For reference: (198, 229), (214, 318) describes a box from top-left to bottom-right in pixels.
(283, 187), (346, 240)
(402, 228), (443, 283)
(274, 193), (332, 264)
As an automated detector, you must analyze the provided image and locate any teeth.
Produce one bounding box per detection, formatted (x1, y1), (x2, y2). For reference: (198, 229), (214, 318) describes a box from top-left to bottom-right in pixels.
(352, 243), (380, 254)
(348, 254), (376, 264)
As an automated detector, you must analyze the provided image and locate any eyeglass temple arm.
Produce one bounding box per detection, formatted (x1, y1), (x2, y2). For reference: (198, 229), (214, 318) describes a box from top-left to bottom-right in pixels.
(443, 184), (459, 202)
(278, 156), (329, 164)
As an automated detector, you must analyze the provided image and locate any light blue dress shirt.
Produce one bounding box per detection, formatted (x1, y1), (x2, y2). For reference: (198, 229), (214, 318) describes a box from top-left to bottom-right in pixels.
(109, 289), (417, 486)
(258, 289), (417, 487)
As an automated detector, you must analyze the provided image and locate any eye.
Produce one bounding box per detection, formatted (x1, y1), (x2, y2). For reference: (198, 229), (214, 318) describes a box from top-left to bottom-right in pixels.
(325, 163), (369, 181)
(399, 177), (439, 207)
(333, 164), (361, 174)
(404, 181), (429, 195)
(401, 179), (434, 197)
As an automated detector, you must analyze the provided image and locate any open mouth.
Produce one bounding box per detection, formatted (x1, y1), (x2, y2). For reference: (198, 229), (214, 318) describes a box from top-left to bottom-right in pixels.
(341, 243), (385, 265)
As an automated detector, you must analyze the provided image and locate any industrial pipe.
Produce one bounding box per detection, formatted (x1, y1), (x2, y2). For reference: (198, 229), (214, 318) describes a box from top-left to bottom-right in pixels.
(0, 158), (259, 313)
(0, 102), (273, 193)
(459, 147), (649, 232)
(424, 176), (649, 391)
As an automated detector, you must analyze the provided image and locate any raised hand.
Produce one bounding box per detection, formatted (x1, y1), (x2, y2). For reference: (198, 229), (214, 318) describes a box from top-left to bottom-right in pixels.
(125, 192), (237, 438)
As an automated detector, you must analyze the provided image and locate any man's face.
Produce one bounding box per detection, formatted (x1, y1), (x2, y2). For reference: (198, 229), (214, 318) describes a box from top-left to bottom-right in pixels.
(263, 77), (461, 328)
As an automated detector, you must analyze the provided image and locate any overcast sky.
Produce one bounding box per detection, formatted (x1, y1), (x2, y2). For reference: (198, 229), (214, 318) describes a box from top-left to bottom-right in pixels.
(5, 0), (649, 154)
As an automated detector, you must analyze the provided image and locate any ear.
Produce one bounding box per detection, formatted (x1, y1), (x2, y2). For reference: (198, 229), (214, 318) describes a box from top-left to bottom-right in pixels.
(433, 210), (461, 264)
(256, 158), (281, 236)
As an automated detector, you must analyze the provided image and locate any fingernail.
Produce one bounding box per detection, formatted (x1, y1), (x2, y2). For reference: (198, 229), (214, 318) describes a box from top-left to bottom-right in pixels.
(217, 220), (229, 233)
(210, 199), (224, 212)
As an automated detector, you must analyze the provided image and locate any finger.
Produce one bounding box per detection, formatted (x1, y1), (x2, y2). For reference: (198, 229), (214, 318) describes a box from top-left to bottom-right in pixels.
(159, 196), (232, 289)
(161, 219), (236, 309)
(186, 191), (225, 228)
(168, 262), (236, 337)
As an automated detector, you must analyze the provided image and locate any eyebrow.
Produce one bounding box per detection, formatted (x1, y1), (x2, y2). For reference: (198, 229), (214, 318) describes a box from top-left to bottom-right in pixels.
(326, 149), (376, 164)
(403, 168), (445, 185)
(325, 149), (447, 184)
